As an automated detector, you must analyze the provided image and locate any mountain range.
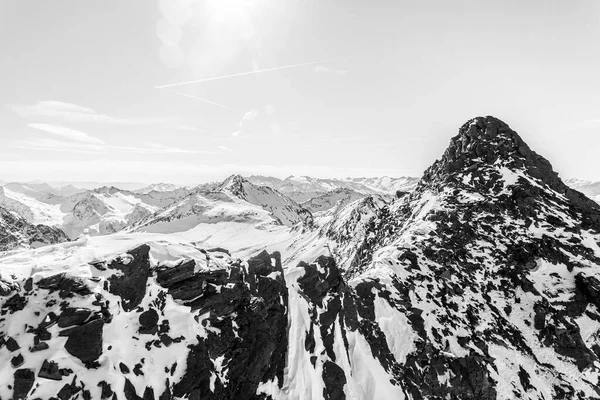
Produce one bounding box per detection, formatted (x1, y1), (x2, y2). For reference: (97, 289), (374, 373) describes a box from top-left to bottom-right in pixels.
(1, 116), (600, 399)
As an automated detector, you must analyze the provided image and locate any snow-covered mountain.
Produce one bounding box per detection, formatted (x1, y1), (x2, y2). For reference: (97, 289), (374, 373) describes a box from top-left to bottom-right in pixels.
(61, 188), (160, 239)
(0, 206), (69, 251)
(218, 175), (314, 227)
(3, 182), (85, 199)
(0, 183), (195, 240)
(134, 175), (314, 234)
(134, 183), (191, 195)
(247, 175), (419, 202)
(301, 188), (366, 214)
(2, 117), (600, 399)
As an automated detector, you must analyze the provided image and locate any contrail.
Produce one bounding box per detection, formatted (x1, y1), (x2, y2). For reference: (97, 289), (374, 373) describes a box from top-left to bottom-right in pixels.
(155, 55), (358, 89)
(162, 88), (234, 109)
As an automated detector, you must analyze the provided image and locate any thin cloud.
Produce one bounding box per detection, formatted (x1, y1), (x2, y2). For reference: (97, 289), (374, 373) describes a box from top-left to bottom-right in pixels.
(28, 123), (105, 145)
(146, 143), (208, 154)
(14, 137), (213, 155)
(178, 125), (202, 132)
(231, 109), (258, 137)
(155, 54), (359, 89)
(219, 145), (232, 152)
(314, 65), (348, 75)
(15, 138), (105, 153)
(242, 109), (258, 122)
(11, 101), (172, 125)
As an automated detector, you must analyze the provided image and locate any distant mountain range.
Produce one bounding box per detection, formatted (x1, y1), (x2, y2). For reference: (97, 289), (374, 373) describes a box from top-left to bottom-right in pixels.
(0, 174), (419, 248)
(247, 175), (418, 202)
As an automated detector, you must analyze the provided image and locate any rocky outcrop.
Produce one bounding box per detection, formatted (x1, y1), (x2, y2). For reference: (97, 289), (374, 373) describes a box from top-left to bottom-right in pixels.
(1, 245), (289, 400)
(168, 249), (289, 399)
(107, 245), (153, 311)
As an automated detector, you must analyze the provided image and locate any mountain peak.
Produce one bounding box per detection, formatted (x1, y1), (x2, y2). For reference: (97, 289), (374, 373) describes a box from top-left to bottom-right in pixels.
(421, 116), (558, 188)
(419, 116), (600, 222)
(428, 116), (524, 176)
(218, 174), (248, 198)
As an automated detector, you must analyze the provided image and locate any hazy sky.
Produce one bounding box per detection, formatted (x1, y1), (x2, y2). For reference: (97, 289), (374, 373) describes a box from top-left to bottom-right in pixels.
(1, 0), (600, 184)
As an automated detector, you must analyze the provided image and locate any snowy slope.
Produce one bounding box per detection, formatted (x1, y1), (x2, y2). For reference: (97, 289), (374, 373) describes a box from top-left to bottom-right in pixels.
(0, 186), (66, 227)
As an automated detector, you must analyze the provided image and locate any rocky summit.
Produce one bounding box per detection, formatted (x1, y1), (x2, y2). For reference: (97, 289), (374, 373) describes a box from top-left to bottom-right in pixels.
(1, 117), (600, 399)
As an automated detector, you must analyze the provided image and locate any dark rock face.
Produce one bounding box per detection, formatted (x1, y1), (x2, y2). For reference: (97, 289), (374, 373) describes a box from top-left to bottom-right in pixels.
(107, 245), (152, 311)
(6, 336), (20, 352)
(13, 369), (35, 400)
(11, 353), (24, 367)
(64, 319), (104, 367)
(38, 273), (92, 298)
(139, 309), (159, 328)
(170, 250), (289, 400)
(156, 260), (195, 287)
(39, 359), (63, 381)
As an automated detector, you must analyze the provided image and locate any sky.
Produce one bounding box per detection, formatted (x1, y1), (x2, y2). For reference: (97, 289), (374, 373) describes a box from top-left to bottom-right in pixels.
(1, 0), (600, 184)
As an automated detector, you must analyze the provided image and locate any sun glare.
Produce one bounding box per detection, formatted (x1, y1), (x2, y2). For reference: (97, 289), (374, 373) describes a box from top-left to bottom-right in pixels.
(206, 0), (256, 21)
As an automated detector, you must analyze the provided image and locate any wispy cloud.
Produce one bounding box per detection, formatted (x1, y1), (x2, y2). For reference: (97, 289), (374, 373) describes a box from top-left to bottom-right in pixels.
(219, 145), (232, 152)
(314, 65), (348, 75)
(14, 138), (104, 153)
(178, 124), (201, 132)
(146, 143), (208, 154)
(10, 101), (171, 125)
(155, 54), (359, 88)
(242, 109), (258, 122)
(28, 123), (105, 145)
(231, 109), (259, 137)
(14, 137), (213, 155)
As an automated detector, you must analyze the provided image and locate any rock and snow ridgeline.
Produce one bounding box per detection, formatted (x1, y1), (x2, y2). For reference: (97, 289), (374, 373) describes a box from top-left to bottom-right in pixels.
(1, 117), (600, 399)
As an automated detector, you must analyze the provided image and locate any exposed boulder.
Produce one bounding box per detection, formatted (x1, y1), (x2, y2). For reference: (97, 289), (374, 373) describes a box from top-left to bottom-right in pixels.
(63, 319), (104, 367)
